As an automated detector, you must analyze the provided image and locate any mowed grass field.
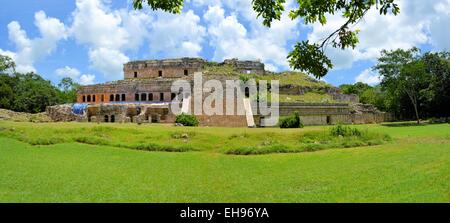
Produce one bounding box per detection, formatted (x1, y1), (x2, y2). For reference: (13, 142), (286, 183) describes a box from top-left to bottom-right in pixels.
(0, 121), (449, 202)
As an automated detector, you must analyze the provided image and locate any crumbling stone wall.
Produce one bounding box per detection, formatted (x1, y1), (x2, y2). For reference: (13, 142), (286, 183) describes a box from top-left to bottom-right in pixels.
(124, 58), (205, 79)
(46, 104), (82, 122)
(222, 58), (265, 75)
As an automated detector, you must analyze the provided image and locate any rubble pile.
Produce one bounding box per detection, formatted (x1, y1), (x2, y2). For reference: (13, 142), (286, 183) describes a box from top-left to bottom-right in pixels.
(0, 109), (52, 122)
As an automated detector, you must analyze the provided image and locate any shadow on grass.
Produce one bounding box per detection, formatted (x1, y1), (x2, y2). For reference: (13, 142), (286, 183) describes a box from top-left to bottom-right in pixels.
(381, 121), (449, 127)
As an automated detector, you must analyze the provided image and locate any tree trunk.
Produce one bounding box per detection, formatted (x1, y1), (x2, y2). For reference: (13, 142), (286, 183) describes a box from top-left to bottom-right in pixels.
(405, 89), (420, 124)
(413, 102), (420, 124)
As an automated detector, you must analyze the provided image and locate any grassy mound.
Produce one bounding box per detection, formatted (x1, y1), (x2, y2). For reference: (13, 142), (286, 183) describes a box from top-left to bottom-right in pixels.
(0, 122), (391, 155)
(224, 125), (391, 155)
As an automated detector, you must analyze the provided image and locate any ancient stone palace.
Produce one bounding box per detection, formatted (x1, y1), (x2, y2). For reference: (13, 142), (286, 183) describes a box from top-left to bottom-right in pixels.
(46, 57), (392, 127)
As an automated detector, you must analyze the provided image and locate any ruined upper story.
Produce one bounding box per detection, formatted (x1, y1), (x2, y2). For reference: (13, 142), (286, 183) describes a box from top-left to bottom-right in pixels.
(123, 57), (265, 79)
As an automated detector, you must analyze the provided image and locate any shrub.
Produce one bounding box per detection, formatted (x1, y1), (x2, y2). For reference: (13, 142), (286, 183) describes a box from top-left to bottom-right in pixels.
(224, 143), (292, 155)
(175, 113), (199, 126)
(228, 133), (250, 140)
(171, 131), (195, 139)
(330, 125), (362, 137)
(279, 112), (304, 128)
(132, 143), (194, 152)
(74, 136), (109, 146)
(27, 137), (65, 146)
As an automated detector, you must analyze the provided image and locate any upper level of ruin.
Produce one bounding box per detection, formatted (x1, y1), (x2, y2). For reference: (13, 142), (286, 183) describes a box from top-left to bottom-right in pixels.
(123, 57), (265, 79)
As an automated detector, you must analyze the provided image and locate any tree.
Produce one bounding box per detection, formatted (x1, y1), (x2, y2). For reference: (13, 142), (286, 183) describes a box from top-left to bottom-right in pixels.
(58, 77), (80, 103)
(12, 72), (62, 113)
(0, 54), (15, 74)
(422, 52), (450, 117)
(132, 0), (399, 78)
(374, 48), (431, 124)
(340, 82), (371, 95)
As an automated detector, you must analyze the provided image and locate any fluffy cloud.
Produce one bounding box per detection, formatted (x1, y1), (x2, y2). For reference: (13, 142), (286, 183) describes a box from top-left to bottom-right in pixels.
(88, 48), (129, 80)
(55, 66), (95, 85)
(307, 0), (450, 70)
(2, 11), (67, 73)
(55, 66), (81, 79)
(70, 0), (205, 79)
(147, 10), (205, 58)
(70, 0), (131, 79)
(203, 0), (299, 71)
(355, 69), (381, 86)
(79, 74), (96, 85)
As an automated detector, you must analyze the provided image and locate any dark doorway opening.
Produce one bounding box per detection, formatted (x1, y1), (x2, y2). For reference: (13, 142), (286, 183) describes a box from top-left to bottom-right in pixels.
(184, 69), (188, 76)
(110, 94), (114, 101)
(245, 87), (250, 98)
(141, 93), (147, 101)
(151, 115), (159, 123)
(121, 94), (126, 101)
(158, 70), (162, 77)
(326, 116), (331, 125)
(160, 93), (164, 101)
(134, 72), (137, 78)
(149, 93), (153, 101)
(115, 94), (120, 102)
(110, 115), (115, 123)
(104, 115), (109, 122)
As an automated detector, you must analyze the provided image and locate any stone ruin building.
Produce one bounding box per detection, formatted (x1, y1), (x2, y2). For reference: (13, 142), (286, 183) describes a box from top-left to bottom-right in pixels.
(46, 57), (392, 127)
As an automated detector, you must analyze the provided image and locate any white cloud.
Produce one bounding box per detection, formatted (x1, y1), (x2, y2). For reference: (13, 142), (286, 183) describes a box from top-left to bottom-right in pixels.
(79, 74), (95, 85)
(203, 0), (299, 71)
(55, 66), (81, 79)
(71, 0), (129, 50)
(355, 69), (381, 86)
(88, 47), (129, 80)
(70, 0), (205, 79)
(147, 10), (205, 58)
(70, 0), (133, 79)
(307, 0), (450, 70)
(1, 11), (67, 73)
(54, 66), (96, 85)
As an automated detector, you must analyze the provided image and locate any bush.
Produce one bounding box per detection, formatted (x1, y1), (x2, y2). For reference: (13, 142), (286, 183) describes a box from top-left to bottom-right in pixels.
(279, 112), (304, 128)
(330, 125), (362, 137)
(132, 143), (194, 152)
(175, 113), (199, 126)
(224, 143), (292, 155)
(74, 136), (109, 146)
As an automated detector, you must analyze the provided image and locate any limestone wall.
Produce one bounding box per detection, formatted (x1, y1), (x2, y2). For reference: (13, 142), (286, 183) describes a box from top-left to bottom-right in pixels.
(222, 58), (265, 74)
(124, 58), (205, 79)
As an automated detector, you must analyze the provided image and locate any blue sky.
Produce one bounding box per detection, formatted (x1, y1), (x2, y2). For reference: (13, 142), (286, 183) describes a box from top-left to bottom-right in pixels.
(1, 0), (449, 86)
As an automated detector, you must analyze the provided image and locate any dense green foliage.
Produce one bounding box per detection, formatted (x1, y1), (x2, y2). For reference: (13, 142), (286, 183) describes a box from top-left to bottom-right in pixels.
(175, 113), (199, 126)
(339, 49), (450, 122)
(0, 55), (79, 113)
(374, 49), (450, 122)
(1, 122), (448, 202)
(0, 73), (61, 113)
(340, 82), (387, 110)
(132, 0), (399, 78)
(279, 112), (304, 128)
(330, 125), (362, 137)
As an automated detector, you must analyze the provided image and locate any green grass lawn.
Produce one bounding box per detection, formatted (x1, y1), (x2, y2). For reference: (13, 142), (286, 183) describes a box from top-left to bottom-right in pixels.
(0, 121), (449, 202)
